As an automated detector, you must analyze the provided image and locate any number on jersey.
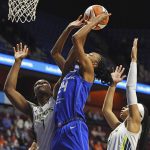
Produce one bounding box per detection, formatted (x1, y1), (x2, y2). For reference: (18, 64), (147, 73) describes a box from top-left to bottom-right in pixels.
(60, 80), (68, 92)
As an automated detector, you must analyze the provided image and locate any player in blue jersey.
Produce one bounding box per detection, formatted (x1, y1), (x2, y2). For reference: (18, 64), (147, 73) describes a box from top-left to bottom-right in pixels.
(51, 13), (113, 150)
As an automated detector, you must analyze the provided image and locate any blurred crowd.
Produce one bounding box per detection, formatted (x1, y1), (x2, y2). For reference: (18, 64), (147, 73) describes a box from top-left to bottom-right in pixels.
(0, 106), (34, 150)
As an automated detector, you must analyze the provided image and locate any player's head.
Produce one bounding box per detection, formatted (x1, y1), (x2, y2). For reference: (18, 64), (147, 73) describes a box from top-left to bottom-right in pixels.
(86, 52), (113, 85)
(120, 103), (150, 149)
(34, 79), (52, 98)
(120, 103), (146, 121)
(120, 105), (129, 121)
(86, 52), (101, 67)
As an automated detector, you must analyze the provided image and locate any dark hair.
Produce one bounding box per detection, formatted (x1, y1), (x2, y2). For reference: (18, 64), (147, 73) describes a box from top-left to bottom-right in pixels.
(137, 105), (150, 150)
(94, 56), (113, 86)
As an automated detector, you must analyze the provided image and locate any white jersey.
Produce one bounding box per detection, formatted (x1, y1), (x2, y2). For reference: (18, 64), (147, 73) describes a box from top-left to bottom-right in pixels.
(107, 122), (142, 150)
(29, 97), (55, 150)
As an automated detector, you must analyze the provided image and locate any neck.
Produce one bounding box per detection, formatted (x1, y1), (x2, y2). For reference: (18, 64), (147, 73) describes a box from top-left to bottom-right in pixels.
(37, 94), (51, 106)
(124, 117), (129, 127)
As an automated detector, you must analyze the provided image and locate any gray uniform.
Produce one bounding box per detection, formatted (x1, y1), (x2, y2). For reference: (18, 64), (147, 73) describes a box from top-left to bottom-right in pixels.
(29, 97), (55, 150)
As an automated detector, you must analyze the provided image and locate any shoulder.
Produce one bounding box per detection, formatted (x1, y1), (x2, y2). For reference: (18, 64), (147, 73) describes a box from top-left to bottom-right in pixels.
(27, 101), (37, 106)
(27, 101), (37, 109)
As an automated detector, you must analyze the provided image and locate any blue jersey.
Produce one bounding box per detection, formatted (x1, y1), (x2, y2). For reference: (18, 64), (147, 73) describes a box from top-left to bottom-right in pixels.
(54, 69), (93, 124)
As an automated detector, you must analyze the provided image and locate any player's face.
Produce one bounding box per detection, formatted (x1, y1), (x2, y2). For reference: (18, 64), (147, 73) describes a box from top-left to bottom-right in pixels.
(120, 106), (129, 120)
(86, 52), (102, 68)
(34, 79), (52, 96)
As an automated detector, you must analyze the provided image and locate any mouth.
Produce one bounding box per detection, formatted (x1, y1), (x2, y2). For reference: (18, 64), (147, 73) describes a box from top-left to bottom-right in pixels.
(37, 85), (45, 89)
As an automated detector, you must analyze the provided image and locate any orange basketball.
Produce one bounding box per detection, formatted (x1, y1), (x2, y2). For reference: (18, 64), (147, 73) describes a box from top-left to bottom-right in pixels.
(84, 5), (109, 30)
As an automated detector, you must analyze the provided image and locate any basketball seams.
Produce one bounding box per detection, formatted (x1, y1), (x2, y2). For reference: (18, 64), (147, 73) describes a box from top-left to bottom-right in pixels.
(84, 4), (109, 30)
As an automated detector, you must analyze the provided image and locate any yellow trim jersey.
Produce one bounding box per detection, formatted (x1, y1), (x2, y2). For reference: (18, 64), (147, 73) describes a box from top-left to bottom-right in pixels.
(107, 122), (142, 150)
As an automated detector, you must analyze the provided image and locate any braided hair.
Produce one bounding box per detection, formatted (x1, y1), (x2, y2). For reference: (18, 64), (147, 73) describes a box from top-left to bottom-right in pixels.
(94, 55), (113, 86)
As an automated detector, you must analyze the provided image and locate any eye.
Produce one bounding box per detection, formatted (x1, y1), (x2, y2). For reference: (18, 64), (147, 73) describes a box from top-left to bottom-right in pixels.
(43, 82), (48, 85)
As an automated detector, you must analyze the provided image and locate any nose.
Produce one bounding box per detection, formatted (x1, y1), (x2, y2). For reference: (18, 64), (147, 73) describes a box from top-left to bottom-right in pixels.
(122, 107), (126, 110)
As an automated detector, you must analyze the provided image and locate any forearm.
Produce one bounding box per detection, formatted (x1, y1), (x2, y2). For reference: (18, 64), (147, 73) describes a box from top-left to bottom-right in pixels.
(4, 59), (22, 91)
(71, 23), (94, 64)
(72, 23), (93, 47)
(62, 46), (77, 78)
(126, 61), (140, 122)
(126, 63), (141, 130)
(51, 26), (73, 70)
(102, 84), (121, 129)
(102, 84), (116, 113)
(126, 62), (137, 105)
(72, 16), (104, 45)
(51, 26), (72, 56)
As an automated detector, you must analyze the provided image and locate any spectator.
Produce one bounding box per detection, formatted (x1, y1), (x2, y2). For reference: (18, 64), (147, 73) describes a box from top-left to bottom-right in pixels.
(14, 115), (24, 130)
(2, 113), (12, 129)
(94, 141), (103, 150)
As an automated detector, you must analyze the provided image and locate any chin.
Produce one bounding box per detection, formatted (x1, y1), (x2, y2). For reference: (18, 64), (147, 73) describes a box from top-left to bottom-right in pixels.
(120, 115), (124, 121)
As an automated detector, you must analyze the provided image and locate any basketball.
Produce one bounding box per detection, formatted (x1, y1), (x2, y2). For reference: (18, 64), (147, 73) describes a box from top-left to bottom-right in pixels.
(84, 5), (109, 30)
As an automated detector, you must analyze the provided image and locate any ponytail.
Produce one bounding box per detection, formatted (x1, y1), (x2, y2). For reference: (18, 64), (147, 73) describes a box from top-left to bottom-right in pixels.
(137, 105), (150, 150)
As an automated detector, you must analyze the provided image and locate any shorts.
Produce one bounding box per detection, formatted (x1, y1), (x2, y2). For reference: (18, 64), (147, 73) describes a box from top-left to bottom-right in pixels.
(51, 120), (89, 150)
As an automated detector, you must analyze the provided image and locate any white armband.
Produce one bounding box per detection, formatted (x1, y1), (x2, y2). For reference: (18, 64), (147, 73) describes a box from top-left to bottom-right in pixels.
(126, 62), (138, 105)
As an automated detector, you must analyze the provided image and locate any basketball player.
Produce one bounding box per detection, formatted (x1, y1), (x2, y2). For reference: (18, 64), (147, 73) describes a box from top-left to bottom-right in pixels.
(102, 38), (149, 150)
(4, 16), (84, 150)
(51, 13), (113, 150)
(3, 44), (55, 150)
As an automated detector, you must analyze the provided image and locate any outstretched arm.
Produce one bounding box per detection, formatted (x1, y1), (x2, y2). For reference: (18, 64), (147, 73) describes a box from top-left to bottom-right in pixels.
(50, 15), (84, 71)
(102, 65), (126, 129)
(126, 38), (141, 133)
(72, 13), (111, 82)
(3, 43), (33, 118)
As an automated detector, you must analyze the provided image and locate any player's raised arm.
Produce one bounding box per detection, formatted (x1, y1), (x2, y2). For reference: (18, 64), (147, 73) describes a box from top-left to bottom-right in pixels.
(50, 15), (84, 71)
(126, 38), (142, 133)
(3, 43), (33, 118)
(102, 65), (126, 129)
(72, 13), (111, 82)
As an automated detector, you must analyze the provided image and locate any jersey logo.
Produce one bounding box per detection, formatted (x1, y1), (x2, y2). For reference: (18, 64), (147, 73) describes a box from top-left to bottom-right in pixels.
(70, 126), (76, 129)
(34, 108), (53, 122)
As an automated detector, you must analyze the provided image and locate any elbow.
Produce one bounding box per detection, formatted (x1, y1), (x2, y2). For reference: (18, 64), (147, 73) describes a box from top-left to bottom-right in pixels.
(3, 85), (7, 93)
(3, 85), (13, 95)
(50, 49), (56, 57)
(50, 50), (60, 60)
(72, 34), (80, 45)
(102, 107), (107, 115)
(50, 46), (60, 57)
(102, 107), (111, 116)
(3, 87), (9, 95)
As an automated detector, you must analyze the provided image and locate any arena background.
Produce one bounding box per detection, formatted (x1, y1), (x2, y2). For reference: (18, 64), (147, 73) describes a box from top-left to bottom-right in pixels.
(0, 0), (150, 149)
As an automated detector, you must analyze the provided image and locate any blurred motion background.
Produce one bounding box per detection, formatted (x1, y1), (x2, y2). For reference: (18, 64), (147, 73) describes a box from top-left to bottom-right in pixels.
(0, 0), (150, 149)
